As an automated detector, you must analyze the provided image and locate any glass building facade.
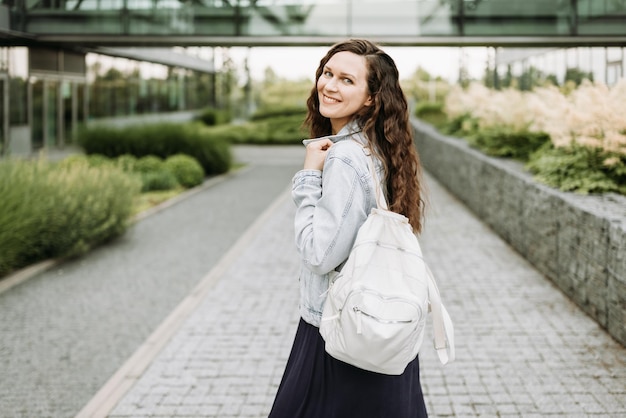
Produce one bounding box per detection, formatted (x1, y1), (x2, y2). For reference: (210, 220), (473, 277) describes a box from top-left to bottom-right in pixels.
(3, 0), (625, 44)
(496, 45), (625, 87)
(0, 46), (217, 156)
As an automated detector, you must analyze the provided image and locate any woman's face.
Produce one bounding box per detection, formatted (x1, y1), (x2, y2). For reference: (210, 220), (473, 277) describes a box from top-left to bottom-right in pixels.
(317, 51), (372, 134)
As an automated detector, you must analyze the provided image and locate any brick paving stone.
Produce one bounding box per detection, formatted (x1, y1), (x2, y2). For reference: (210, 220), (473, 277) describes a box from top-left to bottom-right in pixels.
(108, 190), (300, 418)
(99, 164), (626, 417)
(1, 147), (305, 418)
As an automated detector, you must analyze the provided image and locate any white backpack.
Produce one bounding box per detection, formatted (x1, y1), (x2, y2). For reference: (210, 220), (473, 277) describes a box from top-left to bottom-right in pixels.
(319, 148), (455, 375)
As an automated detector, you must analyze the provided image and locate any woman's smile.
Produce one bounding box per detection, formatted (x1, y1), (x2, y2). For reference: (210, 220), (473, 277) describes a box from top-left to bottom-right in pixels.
(322, 94), (340, 104)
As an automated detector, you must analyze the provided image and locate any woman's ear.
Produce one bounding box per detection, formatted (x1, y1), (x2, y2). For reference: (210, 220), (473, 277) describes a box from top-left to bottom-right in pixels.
(364, 95), (373, 107)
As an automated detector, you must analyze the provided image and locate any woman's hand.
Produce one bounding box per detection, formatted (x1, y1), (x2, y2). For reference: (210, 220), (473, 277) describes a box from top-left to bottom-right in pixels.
(303, 138), (334, 170)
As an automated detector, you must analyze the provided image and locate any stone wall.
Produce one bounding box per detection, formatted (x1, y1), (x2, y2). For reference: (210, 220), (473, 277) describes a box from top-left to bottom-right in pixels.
(412, 120), (626, 346)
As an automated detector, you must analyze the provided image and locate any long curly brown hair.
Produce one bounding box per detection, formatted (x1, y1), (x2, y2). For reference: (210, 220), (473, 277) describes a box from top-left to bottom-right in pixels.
(304, 39), (425, 233)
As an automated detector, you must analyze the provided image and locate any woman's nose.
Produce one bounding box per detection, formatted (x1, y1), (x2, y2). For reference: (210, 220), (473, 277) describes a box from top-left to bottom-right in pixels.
(325, 77), (338, 91)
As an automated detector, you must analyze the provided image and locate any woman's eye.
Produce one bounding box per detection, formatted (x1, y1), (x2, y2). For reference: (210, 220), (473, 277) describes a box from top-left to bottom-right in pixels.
(343, 78), (353, 84)
(323, 70), (332, 77)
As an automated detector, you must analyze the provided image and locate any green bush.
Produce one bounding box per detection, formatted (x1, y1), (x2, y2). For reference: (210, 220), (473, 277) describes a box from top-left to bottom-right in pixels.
(414, 102), (447, 129)
(115, 154), (138, 172)
(196, 108), (232, 126)
(135, 155), (165, 173)
(86, 154), (114, 168)
(440, 113), (479, 137)
(203, 124), (252, 143)
(466, 127), (550, 161)
(564, 68), (594, 86)
(178, 124), (232, 174)
(250, 105), (307, 121)
(56, 154), (90, 169)
(258, 114), (308, 144)
(128, 155), (191, 192)
(164, 154), (204, 188)
(77, 122), (232, 175)
(73, 153), (204, 191)
(140, 170), (179, 192)
(0, 159), (140, 276)
(527, 143), (626, 195)
(209, 114), (306, 145)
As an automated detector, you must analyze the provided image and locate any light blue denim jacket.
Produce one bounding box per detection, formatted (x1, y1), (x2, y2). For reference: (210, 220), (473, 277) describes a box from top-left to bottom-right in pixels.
(292, 120), (385, 327)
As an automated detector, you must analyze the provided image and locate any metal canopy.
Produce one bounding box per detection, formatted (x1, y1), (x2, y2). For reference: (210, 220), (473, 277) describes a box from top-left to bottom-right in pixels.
(2, 1), (625, 48)
(25, 35), (626, 48)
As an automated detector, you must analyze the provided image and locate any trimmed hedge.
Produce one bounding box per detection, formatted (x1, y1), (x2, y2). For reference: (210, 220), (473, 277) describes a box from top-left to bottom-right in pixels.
(60, 153), (205, 192)
(249, 105), (307, 121)
(77, 122), (232, 175)
(0, 159), (141, 276)
(135, 155), (165, 173)
(203, 114), (307, 145)
(196, 107), (232, 126)
(164, 154), (205, 188)
(140, 169), (179, 192)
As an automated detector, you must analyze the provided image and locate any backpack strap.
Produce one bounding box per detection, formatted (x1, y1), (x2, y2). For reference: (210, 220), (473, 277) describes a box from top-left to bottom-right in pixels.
(426, 263), (455, 364)
(357, 140), (389, 211)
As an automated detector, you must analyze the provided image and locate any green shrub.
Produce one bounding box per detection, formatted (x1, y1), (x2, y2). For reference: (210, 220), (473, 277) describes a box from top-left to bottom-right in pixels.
(250, 105), (307, 121)
(196, 108), (232, 126)
(177, 124), (232, 174)
(466, 127), (550, 161)
(131, 155), (182, 191)
(0, 159), (140, 276)
(441, 113), (479, 137)
(259, 114), (308, 144)
(134, 155), (165, 173)
(115, 154), (138, 172)
(164, 154), (204, 188)
(414, 102), (447, 129)
(56, 154), (90, 169)
(211, 114), (306, 145)
(86, 154), (114, 168)
(527, 143), (626, 195)
(564, 68), (594, 86)
(75, 125), (130, 156)
(77, 122), (232, 175)
(140, 170), (179, 192)
(203, 124), (253, 143)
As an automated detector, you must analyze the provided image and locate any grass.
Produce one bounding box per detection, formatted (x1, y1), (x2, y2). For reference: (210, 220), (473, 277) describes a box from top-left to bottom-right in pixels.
(131, 187), (186, 217)
(129, 162), (246, 217)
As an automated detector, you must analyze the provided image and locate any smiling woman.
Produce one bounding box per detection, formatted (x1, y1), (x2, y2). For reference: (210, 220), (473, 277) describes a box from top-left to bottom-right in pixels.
(268, 39), (429, 418)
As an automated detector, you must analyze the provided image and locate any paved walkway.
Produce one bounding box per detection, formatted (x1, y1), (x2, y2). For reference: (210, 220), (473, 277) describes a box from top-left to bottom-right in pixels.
(69, 146), (626, 417)
(0, 146), (300, 417)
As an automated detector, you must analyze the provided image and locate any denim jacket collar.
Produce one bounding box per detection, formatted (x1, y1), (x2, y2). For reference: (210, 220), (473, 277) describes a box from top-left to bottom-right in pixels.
(301, 120), (366, 147)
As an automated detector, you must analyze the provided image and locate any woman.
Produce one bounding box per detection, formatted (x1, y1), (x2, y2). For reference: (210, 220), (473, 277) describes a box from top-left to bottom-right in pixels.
(269, 39), (427, 417)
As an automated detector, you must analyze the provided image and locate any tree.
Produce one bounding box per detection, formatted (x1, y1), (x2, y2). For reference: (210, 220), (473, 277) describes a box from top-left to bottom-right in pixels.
(564, 68), (594, 86)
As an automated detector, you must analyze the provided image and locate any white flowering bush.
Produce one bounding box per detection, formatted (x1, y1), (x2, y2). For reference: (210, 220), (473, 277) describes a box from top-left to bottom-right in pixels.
(531, 80), (626, 155)
(446, 79), (626, 156)
(441, 80), (626, 194)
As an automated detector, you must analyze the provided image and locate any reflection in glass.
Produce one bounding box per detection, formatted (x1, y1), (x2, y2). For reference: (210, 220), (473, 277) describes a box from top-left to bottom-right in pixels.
(12, 0), (626, 38)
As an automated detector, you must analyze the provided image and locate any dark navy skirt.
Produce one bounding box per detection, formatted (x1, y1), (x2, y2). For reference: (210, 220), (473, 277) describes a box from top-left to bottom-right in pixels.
(268, 318), (428, 418)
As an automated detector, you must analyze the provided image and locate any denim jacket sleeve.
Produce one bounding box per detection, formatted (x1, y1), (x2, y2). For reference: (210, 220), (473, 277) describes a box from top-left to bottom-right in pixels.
(292, 140), (373, 275)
